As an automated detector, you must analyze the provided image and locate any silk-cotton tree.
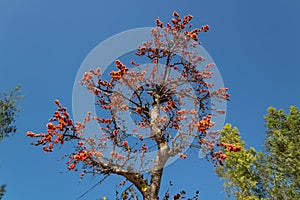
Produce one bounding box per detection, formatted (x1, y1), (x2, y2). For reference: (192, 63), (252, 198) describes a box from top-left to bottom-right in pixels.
(26, 12), (238, 200)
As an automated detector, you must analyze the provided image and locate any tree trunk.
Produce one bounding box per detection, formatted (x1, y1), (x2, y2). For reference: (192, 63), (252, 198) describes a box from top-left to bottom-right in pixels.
(141, 97), (170, 200)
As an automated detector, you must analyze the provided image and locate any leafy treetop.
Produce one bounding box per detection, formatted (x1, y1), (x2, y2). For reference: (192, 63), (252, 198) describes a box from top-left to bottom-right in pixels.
(216, 106), (300, 200)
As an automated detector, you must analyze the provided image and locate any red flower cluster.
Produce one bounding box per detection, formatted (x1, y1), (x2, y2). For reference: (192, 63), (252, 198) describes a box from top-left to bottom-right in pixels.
(66, 149), (92, 172)
(169, 11), (193, 32)
(73, 150), (89, 161)
(212, 88), (230, 101)
(163, 99), (176, 112)
(154, 11), (209, 42)
(179, 153), (188, 159)
(155, 18), (163, 28)
(173, 193), (182, 200)
(194, 114), (214, 134)
(218, 142), (242, 152)
(26, 100), (82, 154)
(122, 140), (128, 146)
(135, 107), (142, 114)
(210, 143), (242, 167)
(109, 60), (129, 82)
(211, 151), (228, 166)
(68, 163), (75, 170)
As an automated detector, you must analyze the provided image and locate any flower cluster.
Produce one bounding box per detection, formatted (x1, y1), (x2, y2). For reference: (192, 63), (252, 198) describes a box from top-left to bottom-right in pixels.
(194, 114), (214, 134)
(155, 11), (209, 43)
(212, 88), (230, 101)
(211, 151), (228, 166)
(109, 60), (129, 83)
(163, 99), (177, 112)
(210, 142), (242, 167)
(218, 142), (242, 152)
(26, 100), (81, 153)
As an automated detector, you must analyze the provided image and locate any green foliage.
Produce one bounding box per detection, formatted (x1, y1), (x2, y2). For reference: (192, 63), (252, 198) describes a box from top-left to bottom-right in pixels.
(215, 124), (263, 200)
(0, 86), (22, 199)
(216, 107), (300, 200)
(0, 184), (6, 200)
(263, 106), (300, 199)
(0, 85), (22, 140)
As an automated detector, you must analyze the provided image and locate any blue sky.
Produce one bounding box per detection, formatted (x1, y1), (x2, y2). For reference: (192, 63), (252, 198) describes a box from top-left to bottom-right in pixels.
(0, 0), (299, 199)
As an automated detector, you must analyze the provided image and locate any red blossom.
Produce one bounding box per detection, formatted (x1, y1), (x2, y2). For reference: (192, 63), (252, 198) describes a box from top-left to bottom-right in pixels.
(122, 140), (128, 146)
(179, 153), (188, 159)
(173, 11), (179, 17)
(54, 99), (61, 107)
(68, 163), (75, 171)
(155, 18), (163, 28)
(218, 142), (242, 152)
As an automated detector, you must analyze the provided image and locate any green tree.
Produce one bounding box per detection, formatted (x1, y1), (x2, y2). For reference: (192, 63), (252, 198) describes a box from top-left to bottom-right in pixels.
(0, 185), (5, 200)
(0, 188), (5, 199)
(216, 106), (300, 200)
(0, 85), (22, 139)
(0, 85), (22, 199)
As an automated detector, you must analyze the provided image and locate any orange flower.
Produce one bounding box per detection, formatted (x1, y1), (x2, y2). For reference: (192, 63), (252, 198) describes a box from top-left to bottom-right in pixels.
(117, 154), (124, 160)
(135, 107), (142, 113)
(171, 18), (178, 25)
(46, 123), (56, 131)
(199, 139), (206, 144)
(201, 24), (210, 32)
(94, 152), (103, 157)
(130, 60), (136, 66)
(26, 131), (35, 137)
(120, 104), (128, 111)
(218, 142), (241, 152)
(122, 141), (128, 146)
(48, 143), (54, 149)
(140, 144), (148, 151)
(136, 134), (143, 141)
(45, 134), (52, 142)
(111, 151), (117, 159)
(115, 60), (123, 69)
(189, 109), (197, 114)
(54, 99), (61, 107)
(68, 163), (75, 170)
(173, 11), (179, 17)
(78, 151), (87, 161)
(77, 141), (83, 146)
(163, 107), (169, 113)
(166, 99), (176, 110)
(82, 72), (93, 81)
(43, 146), (53, 153)
(74, 154), (80, 161)
(155, 18), (163, 28)
(179, 153), (187, 159)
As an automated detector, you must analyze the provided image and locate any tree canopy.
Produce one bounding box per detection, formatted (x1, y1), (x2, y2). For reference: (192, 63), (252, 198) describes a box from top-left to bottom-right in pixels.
(0, 85), (22, 140)
(216, 106), (300, 199)
(26, 12), (236, 200)
(0, 85), (22, 199)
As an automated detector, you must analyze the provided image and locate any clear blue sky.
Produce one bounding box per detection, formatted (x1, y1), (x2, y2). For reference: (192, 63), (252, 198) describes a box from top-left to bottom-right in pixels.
(1, 0), (299, 199)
